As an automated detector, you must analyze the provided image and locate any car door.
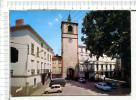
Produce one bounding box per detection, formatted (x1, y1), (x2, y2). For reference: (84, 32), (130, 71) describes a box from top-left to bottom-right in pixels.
(50, 86), (55, 92)
(54, 86), (58, 92)
(98, 84), (101, 89)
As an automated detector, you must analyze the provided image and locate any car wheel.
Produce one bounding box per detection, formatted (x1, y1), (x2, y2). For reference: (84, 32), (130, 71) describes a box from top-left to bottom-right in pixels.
(57, 90), (62, 93)
(45, 91), (48, 94)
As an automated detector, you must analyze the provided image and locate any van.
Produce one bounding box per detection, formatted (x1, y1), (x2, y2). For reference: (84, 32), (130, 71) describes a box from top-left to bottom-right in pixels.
(49, 78), (67, 87)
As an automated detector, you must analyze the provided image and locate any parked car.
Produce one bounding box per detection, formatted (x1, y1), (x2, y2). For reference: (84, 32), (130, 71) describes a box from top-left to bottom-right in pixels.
(78, 78), (86, 83)
(95, 82), (111, 91)
(107, 81), (117, 89)
(45, 84), (62, 94)
(49, 78), (67, 87)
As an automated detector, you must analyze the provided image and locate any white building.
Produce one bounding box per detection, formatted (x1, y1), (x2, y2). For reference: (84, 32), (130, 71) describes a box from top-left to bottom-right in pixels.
(78, 44), (118, 79)
(10, 19), (53, 96)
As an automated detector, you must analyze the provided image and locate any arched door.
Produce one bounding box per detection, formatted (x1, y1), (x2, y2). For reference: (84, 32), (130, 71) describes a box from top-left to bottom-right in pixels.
(67, 68), (74, 80)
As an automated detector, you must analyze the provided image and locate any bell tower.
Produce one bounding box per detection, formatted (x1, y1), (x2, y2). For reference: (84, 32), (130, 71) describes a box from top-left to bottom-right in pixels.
(61, 13), (79, 79)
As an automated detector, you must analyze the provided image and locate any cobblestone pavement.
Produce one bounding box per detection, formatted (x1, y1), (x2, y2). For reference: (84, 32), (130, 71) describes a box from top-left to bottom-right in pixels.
(42, 80), (131, 96)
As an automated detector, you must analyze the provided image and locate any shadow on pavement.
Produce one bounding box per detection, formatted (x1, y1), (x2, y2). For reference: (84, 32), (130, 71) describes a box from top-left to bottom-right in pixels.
(67, 80), (131, 96)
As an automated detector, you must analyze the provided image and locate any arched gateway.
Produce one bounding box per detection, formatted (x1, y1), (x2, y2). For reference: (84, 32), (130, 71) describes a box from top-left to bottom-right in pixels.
(67, 68), (74, 80)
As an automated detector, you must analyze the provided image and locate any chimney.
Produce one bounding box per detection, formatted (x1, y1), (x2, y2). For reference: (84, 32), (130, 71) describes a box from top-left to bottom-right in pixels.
(16, 19), (24, 26)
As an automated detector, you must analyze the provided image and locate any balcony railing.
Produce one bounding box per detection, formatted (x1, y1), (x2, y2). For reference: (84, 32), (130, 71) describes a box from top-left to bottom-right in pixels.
(44, 69), (49, 73)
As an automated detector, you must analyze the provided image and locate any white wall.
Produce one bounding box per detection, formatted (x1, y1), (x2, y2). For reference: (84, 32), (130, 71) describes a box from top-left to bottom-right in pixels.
(11, 29), (53, 76)
(11, 78), (26, 87)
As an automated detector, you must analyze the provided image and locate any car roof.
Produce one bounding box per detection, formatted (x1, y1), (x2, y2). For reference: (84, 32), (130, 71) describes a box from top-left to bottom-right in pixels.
(52, 78), (65, 80)
(51, 84), (61, 86)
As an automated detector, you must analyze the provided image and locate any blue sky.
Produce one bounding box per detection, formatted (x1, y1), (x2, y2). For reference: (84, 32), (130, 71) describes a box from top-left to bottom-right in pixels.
(10, 10), (90, 56)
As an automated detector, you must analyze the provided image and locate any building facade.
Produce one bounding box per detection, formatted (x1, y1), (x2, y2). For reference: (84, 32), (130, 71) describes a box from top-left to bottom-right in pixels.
(52, 54), (62, 78)
(10, 19), (53, 96)
(78, 44), (118, 79)
(61, 15), (79, 79)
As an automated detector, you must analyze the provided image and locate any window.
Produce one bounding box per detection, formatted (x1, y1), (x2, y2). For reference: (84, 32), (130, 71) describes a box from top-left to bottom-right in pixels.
(86, 49), (87, 53)
(41, 43), (43, 48)
(59, 67), (61, 73)
(11, 70), (13, 76)
(106, 65), (108, 71)
(37, 47), (39, 57)
(101, 65), (103, 71)
(58, 60), (61, 64)
(110, 65), (112, 71)
(44, 63), (46, 69)
(68, 25), (72, 32)
(37, 61), (39, 74)
(44, 52), (46, 56)
(31, 69), (35, 75)
(47, 48), (49, 52)
(53, 67), (56, 73)
(44, 52), (46, 60)
(50, 55), (51, 62)
(34, 78), (36, 87)
(47, 54), (49, 61)
(51, 87), (54, 89)
(55, 86), (60, 88)
(27, 45), (29, 54)
(11, 47), (18, 63)
(96, 64), (98, 71)
(41, 62), (43, 73)
(81, 48), (83, 53)
(31, 43), (34, 55)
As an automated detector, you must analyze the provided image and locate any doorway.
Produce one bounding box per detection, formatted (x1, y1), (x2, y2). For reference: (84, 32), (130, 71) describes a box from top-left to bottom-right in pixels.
(67, 68), (74, 80)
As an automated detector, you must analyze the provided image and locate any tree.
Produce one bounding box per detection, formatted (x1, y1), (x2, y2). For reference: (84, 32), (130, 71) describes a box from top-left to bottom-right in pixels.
(81, 11), (131, 84)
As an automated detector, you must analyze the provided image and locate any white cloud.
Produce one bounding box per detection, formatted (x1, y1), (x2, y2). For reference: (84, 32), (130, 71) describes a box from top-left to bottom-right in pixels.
(48, 22), (52, 25)
(59, 14), (62, 19)
(55, 18), (59, 22)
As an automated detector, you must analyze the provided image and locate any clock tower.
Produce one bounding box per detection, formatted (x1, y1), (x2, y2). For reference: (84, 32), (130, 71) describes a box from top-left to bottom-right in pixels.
(61, 13), (79, 79)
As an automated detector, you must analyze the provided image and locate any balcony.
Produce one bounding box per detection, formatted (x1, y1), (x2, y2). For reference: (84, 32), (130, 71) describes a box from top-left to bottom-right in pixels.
(44, 69), (49, 73)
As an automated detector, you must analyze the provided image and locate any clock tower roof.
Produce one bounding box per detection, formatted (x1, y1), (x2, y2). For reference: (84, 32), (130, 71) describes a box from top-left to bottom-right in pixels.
(67, 13), (71, 22)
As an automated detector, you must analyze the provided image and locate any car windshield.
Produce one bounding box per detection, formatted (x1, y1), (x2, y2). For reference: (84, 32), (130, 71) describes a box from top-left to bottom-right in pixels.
(103, 84), (108, 86)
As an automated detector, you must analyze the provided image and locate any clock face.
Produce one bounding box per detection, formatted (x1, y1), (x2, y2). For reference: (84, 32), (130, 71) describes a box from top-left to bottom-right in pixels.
(69, 38), (72, 43)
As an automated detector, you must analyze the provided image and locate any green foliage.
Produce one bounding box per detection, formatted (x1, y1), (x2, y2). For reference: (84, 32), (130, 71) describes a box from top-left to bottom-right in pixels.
(82, 11), (130, 63)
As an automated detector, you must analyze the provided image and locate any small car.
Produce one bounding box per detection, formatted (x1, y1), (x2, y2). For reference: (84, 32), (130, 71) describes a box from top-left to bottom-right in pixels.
(45, 84), (62, 94)
(95, 82), (111, 91)
(107, 81), (117, 89)
(78, 78), (86, 83)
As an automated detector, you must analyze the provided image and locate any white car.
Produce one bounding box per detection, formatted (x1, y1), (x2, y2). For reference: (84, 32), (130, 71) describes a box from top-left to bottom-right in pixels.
(95, 82), (111, 91)
(45, 84), (62, 94)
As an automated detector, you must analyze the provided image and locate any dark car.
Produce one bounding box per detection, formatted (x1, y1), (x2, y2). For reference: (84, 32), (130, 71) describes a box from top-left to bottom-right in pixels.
(49, 78), (67, 87)
(107, 81), (117, 89)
